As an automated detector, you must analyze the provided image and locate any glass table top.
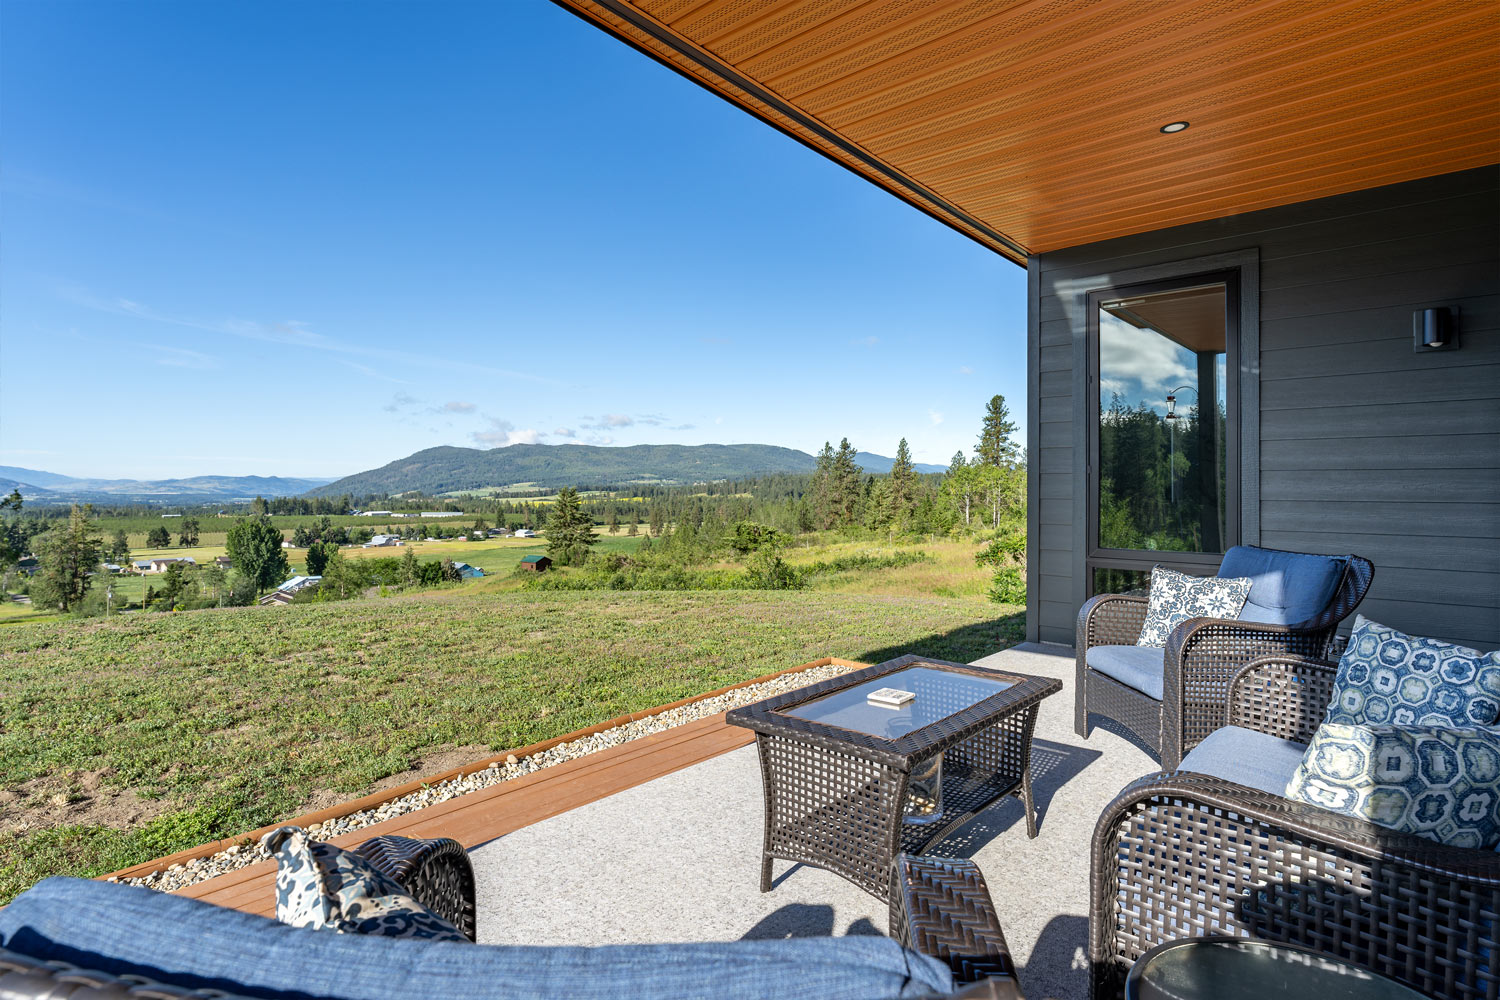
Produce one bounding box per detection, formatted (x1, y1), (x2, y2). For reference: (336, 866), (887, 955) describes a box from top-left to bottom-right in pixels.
(1127, 938), (1427, 1000)
(779, 666), (1015, 740)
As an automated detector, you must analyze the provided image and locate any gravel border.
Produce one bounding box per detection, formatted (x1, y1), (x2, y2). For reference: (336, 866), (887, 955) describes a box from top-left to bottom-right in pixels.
(117, 663), (854, 894)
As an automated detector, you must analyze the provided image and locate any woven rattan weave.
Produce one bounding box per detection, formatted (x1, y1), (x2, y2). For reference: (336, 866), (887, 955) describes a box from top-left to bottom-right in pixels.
(728, 654), (1060, 903)
(1074, 551), (1373, 768)
(1089, 654), (1500, 1000)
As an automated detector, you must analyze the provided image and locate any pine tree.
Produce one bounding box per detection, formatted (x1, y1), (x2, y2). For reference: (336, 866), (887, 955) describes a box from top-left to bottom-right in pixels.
(648, 505), (665, 537)
(810, 442), (835, 530)
(606, 509), (620, 534)
(400, 546), (419, 588)
(976, 394), (1020, 467)
(30, 504), (104, 612)
(546, 487), (597, 566)
(831, 438), (862, 527)
(889, 438), (916, 527)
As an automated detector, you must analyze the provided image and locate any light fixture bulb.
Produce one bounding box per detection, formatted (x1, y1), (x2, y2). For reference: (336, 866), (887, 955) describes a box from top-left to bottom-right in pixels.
(1160, 121), (1190, 133)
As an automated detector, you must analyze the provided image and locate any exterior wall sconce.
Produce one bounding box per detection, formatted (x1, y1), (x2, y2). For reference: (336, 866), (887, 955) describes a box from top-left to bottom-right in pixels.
(1414, 307), (1459, 352)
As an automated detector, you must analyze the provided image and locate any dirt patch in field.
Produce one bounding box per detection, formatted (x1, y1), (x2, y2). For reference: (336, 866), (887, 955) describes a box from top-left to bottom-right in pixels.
(0, 769), (167, 835)
(298, 744), (496, 814)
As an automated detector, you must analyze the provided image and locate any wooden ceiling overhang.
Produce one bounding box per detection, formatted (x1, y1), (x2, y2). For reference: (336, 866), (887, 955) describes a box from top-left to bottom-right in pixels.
(549, 0), (1500, 265)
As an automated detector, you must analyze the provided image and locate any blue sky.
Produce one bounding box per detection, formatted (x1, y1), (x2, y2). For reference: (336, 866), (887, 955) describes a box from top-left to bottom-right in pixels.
(0, 0), (1026, 480)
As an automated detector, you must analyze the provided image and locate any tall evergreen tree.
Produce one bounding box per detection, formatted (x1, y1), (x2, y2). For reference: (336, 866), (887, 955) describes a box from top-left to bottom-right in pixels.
(31, 504), (104, 612)
(606, 509), (620, 534)
(831, 438), (862, 526)
(546, 487), (597, 566)
(178, 517), (200, 547)
(889, 438), (917, 526)
(107, 529), (131, 565)
(976, 394), (1020, 467)
(810, 442), (835, 530)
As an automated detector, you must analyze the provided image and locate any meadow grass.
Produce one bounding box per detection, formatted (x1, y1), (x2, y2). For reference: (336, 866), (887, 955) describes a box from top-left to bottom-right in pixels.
(0, 587), (1021, 900)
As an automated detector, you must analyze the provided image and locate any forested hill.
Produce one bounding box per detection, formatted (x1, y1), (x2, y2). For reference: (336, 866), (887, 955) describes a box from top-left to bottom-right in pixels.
(307, 443), (829, 496)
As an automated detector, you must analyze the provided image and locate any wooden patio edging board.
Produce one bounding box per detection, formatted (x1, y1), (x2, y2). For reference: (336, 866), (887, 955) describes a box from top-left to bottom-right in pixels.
(103, 656), (865, 884)
(180, 710), (748, 918)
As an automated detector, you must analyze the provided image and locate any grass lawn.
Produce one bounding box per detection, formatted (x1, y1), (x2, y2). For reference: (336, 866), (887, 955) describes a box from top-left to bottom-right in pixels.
(0, 587), (1022, 901)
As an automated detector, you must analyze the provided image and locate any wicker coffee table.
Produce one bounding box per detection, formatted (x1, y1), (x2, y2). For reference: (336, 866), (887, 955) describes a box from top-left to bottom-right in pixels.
(726, 653), (1061, 902)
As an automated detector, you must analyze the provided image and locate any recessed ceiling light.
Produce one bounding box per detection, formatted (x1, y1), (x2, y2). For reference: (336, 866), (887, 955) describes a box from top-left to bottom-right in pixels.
(1160, 121), (1190, 134)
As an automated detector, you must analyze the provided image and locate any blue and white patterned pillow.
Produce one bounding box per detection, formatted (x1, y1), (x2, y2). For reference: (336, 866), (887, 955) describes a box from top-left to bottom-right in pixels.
(262, 826), (469, 942)
(1285, 723), (1500, 849)
(1135, 565), (1253, 647)
(1325, 616), (1500, 728)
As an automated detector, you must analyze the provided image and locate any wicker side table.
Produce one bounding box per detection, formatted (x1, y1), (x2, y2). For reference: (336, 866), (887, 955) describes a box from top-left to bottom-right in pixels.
(727, 654), (1060, 903)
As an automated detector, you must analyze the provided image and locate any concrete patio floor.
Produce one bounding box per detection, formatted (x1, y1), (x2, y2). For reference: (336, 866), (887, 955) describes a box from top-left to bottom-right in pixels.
(467, 642), (1157, 1000)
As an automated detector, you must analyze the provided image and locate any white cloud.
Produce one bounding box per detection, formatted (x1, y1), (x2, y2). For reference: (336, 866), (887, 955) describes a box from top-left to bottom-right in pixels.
(472, 418), (542, 448)
(382, 392), (420, 413)
(928, 410), (944, 426)
(442, 401), (476, 414)
(1098, 312), (1197, 410)
(338, 359), (411, 384)
(957, 365), (973, 375)
(150, 345), (218, 369)
(602, 414), (634, 428)
(553, 427), (577, 438)
(62, 284), (558, 384)
(669, 423), (695, 431)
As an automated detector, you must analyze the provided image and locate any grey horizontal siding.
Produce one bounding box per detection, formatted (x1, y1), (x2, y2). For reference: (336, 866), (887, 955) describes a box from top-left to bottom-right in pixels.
(1029, 165), (1500, 648)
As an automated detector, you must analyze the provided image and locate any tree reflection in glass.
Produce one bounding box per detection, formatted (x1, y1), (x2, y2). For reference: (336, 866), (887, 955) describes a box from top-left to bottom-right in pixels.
(1097, 284), (1228, 553)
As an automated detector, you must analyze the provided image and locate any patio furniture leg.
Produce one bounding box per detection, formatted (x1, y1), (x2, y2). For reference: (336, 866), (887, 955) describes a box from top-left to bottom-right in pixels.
(1022, 771), (1038, 839)
(760, 853), (773, 893)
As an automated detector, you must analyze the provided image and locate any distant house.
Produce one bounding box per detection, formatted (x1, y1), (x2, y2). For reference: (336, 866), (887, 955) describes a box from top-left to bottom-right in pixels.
(451, 561), (485, 579)
(488, 528), (511, 538)
(103, 563), (122, 574)
(214, 556), (233, 569)
(144, 557), (196, 574)
(16, 556), (39, 577)
(281, 540), (296, 548)
(259, 575), (322, 606)
(356, 510), (394, 517)
(518, 554), (551, 572)
(133, 560), (154, 573)
(513, 528), (537, 539)
(160, 513), (182, 518)
(363, 534), (401, 548)
(420, 511), (466, 518)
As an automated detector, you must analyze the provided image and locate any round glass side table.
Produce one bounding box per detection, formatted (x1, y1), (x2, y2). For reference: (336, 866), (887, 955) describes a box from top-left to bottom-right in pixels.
(1125, 937), (1428, 1000)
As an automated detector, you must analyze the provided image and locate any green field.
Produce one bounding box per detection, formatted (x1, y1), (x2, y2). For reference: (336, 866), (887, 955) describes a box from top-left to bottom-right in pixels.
(0, 587), (1021, 901)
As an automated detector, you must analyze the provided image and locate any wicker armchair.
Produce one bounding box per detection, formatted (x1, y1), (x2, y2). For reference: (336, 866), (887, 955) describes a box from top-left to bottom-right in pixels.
(1089, 654), (1500, 1000)
(1074, 548), (1373, 768)
(0, 843), (1020, 999)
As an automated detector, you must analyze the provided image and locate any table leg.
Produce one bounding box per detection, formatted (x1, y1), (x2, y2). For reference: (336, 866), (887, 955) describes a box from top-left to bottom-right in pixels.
(760, 853), (773, 893)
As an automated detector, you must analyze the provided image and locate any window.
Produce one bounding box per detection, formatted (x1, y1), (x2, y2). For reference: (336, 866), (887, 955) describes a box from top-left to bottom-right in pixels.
(1088, 271), (1239, 593)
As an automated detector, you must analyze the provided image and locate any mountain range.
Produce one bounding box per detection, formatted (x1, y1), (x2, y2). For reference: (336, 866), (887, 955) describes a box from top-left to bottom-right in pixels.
(0, 467), (334, 503)
(309, 443), (944, 497)
(5, 443), (947, 504)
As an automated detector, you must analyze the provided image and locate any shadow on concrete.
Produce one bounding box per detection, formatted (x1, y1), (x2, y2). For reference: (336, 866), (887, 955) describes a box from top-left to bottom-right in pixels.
(739, 904), (884, 940)
(1085, 714), (1162, 766)
(1015, 914), (1090, 1000)
(924, 738), (1102, 857)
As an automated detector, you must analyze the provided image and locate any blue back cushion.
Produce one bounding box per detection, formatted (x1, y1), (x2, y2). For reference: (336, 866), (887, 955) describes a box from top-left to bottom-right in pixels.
(1217, 545), (1345, 626)
(0, 878), (952, 1000)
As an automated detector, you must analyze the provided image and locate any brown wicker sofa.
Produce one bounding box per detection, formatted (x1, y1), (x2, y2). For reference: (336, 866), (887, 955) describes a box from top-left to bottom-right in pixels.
(1089, 653), (1500, 1000)
(0, 843), (1022, 1000)
(1074, 546), (1374, 768)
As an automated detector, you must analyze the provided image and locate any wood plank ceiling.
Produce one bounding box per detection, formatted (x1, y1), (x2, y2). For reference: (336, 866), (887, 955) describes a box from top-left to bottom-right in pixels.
(549, 0), (1500, 264)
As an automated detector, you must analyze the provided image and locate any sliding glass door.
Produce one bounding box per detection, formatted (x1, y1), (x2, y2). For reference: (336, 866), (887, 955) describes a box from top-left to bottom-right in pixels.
(1087, 271), (1239, 595)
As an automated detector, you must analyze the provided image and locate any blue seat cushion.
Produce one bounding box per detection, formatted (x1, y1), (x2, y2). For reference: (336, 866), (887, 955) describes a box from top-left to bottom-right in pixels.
(0, 878), (953, 1000)
(1217, 545), (1346, 627)
(1086, 645), (1165, 701)
(1179, 725), (1310, 796)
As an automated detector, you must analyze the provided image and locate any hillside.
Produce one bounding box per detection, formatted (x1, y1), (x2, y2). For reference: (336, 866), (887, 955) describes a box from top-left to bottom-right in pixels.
(308, 443), (822, 495)
(0, 468), (333, 503)
(310, 443), (947, 496)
